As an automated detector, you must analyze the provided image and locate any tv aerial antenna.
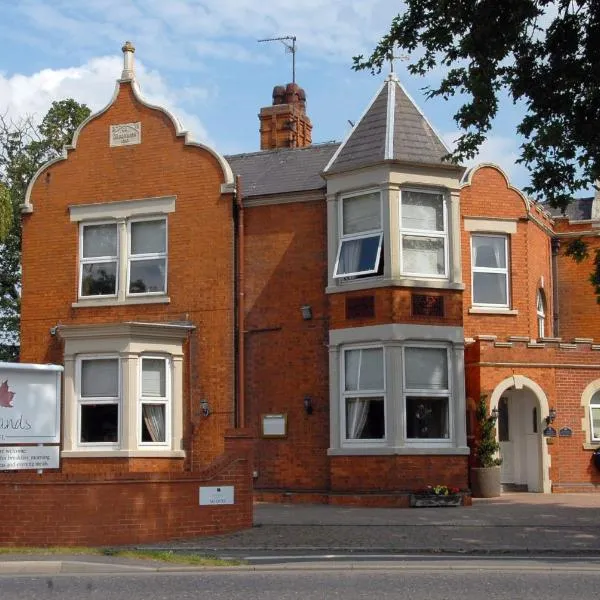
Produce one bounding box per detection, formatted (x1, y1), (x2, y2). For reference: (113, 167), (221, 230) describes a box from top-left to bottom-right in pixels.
(258, 36), (297, 84)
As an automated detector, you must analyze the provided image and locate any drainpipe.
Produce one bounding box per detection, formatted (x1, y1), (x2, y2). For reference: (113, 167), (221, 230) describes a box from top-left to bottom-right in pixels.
(234, 175), (246, 428)
(551, 237), (560, 337)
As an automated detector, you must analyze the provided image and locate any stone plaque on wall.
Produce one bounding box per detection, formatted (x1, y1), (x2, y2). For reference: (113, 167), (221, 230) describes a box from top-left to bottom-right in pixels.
(110, 122), (141, 146)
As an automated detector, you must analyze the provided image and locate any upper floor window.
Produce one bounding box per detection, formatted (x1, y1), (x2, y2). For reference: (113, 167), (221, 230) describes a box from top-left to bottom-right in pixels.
(80, 223), (119, 297)
(128, 219), (167, 295)
(400, 190), (447, 278)
(471, 234), (509, 307)
(334, 191), (383, 279)
(536, 290), (546, 338)
(79, 217), (167, 299)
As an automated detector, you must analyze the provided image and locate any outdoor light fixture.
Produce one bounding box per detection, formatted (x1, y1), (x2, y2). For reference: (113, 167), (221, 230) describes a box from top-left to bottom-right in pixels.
(545, 407), (557, 426)
(200, 398), (211, 418)
(300, 305), (313, 320)
(304, 395), (313, 415)
(491, 406), (500, 420)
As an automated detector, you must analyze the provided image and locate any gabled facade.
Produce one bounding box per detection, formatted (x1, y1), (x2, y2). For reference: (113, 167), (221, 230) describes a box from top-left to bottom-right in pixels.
(15, 44), (600, 516)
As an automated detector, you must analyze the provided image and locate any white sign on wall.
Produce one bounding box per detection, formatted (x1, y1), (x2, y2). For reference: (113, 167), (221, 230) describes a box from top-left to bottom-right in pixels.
(110, 122), (142, 147)
(199, 486), (235, 506)
(0, 446), (59, 470)
(0, 363), (63, 444)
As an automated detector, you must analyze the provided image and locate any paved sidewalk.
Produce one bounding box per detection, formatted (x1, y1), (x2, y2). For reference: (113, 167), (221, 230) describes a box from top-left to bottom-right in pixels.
(142, 493), (600, 555)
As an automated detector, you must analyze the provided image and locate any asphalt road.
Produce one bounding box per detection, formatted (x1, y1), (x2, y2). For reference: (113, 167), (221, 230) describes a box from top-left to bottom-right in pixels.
(1, 558), (599, 600)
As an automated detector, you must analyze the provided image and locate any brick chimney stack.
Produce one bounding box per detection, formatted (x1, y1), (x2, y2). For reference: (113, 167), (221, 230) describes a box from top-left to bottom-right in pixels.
(259, 83), (312, 150)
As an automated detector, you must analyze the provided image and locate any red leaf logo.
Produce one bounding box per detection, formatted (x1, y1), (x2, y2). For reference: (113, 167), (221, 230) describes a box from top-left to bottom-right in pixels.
(0, 380), (15, 408)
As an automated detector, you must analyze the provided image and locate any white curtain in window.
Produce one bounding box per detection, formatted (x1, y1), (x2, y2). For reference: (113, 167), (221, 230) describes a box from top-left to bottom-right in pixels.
(81, 359), (118, 397)
(342, 193), (380, 235)
(473, 236), (505, 268)
(338, 239), (363, 275)
(402, 191), (443, 231)
(405, 348), (448, 390)
(142, 359), (166, 397)
(402, 236), (444, 275)
(346, 398), (369, 439)
(345, 348), (384, 391)
(143, 404), (166, 442)
(83, 224), (118, 258)
(131, 220), (166, 255)
(344, 350), (361, 391)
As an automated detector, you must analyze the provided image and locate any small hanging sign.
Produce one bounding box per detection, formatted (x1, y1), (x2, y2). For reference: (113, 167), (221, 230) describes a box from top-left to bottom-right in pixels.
(559, 427), (573, 437)
(543, 426), (557, 437)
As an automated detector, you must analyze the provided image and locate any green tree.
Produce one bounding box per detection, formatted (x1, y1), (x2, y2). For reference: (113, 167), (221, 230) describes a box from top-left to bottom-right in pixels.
(353, 0), (600, 213)
(0, 100), (91, 361)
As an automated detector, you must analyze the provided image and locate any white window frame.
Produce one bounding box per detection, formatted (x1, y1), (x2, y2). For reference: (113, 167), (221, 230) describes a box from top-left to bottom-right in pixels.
(340, 344), (387, 446)
(79, 221), (119, 299)
(76, 355), (121, 448)
(399, 188), (448, 279)
(333, 189), (383, 279)
(127, 217), (168, 296)
(138, 355), (171, 447)
(537, 290), (545, 338)
(403, 344), (452, 445)
(471, 233), (510, 308)
(590, 391), (600, 443)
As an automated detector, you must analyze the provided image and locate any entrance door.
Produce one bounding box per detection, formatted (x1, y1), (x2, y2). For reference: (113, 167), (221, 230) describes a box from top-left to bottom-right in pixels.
(498, 388), (541, 492)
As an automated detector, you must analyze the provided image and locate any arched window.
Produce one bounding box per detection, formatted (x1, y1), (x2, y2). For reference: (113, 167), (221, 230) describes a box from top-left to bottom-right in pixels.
(536, 290), (545, 338)
(591, 391), (600, 442)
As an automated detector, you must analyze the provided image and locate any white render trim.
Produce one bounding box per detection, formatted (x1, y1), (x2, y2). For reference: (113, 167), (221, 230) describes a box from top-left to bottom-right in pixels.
(385, 77), (396, 160)
(326, 278), (465, 294)
(59, 321), (194, 341)
(22, 79), (233, 213)
(464, 217), (518, 234)
(323, 79), (389, 173)
(61, 450), (186, 458)
(468, 307), (518, 315)
(70, 196), (175, 222)
(72, 296), (170, 308)
(328, 446), (471, 456)
(330, 323), (465, 347)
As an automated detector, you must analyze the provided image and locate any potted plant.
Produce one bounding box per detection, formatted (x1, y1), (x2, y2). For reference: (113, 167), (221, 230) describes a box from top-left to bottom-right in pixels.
(470, 395), (503, 498)
(410, 485), (463, 507)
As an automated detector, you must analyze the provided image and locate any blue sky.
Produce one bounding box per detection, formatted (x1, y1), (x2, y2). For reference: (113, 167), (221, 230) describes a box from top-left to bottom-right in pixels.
(0, 0), (531, 189)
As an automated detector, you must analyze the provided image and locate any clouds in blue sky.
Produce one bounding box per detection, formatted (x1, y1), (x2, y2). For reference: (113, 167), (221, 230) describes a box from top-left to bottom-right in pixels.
(0, 0), (530, 189)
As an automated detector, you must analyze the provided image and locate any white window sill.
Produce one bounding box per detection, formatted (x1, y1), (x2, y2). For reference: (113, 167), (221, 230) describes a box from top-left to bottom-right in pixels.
(328, 446), (470, 456)
(327, 278), (464, 295)
(61, 449), (185, 458)
(583, 443), (600, 451)
(72, 296), (171, 308)
(468, 306), (518, 315)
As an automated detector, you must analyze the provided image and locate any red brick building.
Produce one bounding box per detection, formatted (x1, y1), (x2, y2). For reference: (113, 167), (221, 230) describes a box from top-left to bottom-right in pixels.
(13, 41), (600, 524)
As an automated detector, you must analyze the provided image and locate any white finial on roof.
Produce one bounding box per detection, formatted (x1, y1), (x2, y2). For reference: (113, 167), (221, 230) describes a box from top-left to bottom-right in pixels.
(121, 41), (136, 81)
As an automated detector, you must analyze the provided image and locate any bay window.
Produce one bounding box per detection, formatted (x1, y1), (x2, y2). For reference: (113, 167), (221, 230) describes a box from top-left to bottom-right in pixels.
(329, 324), (468, 455)
(140, 357), (170, 445)
(334, 191), (383, 279)
(471, 234), (509, 306)
(400, 190), (447, 277)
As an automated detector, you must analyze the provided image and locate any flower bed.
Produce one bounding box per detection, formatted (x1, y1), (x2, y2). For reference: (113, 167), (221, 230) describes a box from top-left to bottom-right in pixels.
(409, 485), (464, 508)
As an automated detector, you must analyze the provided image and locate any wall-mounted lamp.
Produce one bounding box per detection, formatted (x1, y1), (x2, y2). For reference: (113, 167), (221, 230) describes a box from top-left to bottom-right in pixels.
(545, 407), (557, 426)
(303, 395), (313, 415)
(491, 406), (500, 420)
(200, 399), (211, 418)
(300, 305), (313, 321)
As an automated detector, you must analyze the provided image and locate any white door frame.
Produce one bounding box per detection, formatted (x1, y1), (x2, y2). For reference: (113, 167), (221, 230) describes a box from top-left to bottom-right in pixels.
(489, 375), (552, 493)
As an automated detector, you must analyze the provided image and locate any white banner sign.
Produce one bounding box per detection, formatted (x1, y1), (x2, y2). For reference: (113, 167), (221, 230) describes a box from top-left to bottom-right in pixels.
(0, 446), (60, 470)
(0, 362), (63, 444)
(199, 486), (235, 506)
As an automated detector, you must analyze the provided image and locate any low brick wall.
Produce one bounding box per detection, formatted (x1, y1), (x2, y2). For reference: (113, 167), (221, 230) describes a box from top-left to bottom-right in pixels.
(0, 429), (253, 546)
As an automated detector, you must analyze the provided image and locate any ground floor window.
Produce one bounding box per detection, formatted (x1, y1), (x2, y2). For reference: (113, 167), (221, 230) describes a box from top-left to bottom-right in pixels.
(591, 391), (600, 442)
(329, 324), (467, 454)
(60, 322), (191, 457)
